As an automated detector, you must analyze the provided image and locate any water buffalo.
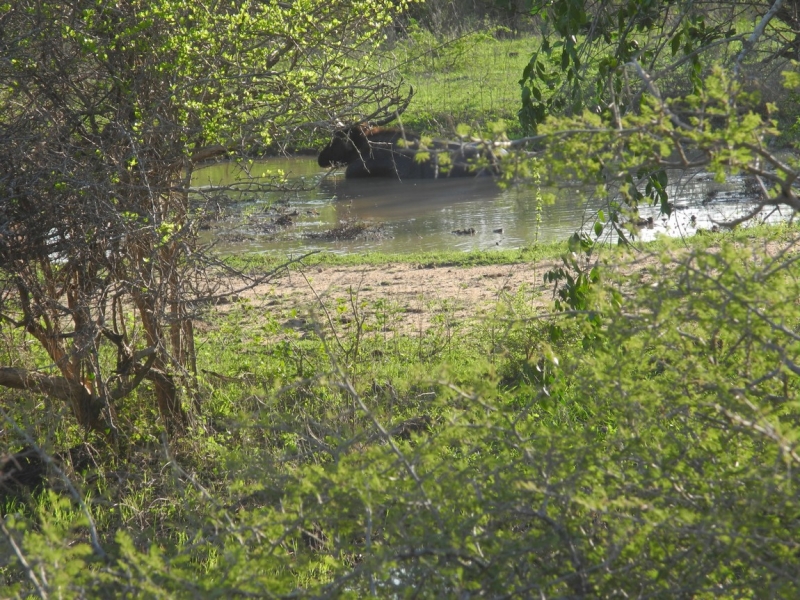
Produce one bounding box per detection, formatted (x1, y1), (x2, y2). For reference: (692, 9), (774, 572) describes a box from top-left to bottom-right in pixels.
(0, 444), (96, 503)
(318, 124), (501, 180)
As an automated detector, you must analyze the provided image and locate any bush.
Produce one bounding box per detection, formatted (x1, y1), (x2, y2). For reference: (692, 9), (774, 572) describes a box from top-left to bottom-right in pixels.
(4, 234), (800, 596)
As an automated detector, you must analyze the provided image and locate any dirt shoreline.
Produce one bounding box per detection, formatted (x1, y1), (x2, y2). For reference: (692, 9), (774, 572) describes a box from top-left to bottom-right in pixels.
(209, 235), (799, 335)
(224, 253), (623, 333)
(266, 261), (554, 325)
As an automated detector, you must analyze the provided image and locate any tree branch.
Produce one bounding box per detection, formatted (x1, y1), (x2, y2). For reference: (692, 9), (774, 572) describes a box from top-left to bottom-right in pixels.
(734, 0), (786, 76)
(109, 350), (158, 401)
(0, 518), (49, 599)
(0, 367), (88, 403)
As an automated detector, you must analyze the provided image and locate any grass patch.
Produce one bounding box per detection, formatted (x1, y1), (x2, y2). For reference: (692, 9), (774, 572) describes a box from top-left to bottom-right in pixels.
(225, 240), (570, 272)
(391, 30), (536, 136)
(4, 227), (800, 595)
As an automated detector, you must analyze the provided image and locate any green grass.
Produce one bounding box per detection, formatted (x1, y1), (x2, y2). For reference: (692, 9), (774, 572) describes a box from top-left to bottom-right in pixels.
(385, 17), (800, 144)
(390, 29), (536, 137)
(223, 241), (569, 272)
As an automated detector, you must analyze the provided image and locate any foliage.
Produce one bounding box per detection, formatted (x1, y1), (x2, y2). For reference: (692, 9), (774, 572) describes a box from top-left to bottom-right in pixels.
(531, 64), (799, 233)
(4, 232), (800, 596)
(515, 1), (800, 228)
(519, 1), (799, 134)
(0, 0), (412, 437)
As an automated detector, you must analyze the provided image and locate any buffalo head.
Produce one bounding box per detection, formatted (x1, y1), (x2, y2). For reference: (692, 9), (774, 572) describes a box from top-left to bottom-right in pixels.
(318, 87), (415, 171)
(318, 125), (419, 170)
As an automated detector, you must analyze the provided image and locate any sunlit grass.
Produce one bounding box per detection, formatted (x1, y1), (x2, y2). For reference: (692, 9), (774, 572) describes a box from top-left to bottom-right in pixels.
(389, 31), (536, 136)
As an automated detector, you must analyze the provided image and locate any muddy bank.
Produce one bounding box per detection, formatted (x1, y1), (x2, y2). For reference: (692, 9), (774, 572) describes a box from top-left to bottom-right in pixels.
(203, 235), (798, 337)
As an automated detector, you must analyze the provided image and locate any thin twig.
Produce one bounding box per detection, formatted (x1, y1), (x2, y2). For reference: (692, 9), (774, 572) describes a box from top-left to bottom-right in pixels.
(0, 517), (49, 599)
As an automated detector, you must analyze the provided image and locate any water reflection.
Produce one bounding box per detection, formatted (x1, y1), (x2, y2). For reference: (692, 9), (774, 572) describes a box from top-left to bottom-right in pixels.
(635, 171), (790, 242)
(193, 157), (786, 255)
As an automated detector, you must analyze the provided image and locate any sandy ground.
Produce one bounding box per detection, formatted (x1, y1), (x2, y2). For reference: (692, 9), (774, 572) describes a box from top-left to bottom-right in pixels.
(206, 234), (799, 336)
(267, 262), (553, 326)
(218, 253), (616, 334)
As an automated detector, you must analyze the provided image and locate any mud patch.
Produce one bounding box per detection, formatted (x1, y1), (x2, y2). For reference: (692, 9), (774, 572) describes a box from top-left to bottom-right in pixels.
(213, 236), (798, 338)
(305, 220), (386, 242)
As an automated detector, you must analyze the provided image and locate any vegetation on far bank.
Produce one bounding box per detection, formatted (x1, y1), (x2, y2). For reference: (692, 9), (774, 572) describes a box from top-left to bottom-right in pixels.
(391, 29), (534, 137)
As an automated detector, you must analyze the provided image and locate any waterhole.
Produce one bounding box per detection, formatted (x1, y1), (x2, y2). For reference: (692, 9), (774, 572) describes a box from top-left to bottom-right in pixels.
(194, 157), (784, 255)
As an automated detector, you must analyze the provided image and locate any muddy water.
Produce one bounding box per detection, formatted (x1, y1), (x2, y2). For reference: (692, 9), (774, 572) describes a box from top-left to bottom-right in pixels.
(194, 157), (782, 255)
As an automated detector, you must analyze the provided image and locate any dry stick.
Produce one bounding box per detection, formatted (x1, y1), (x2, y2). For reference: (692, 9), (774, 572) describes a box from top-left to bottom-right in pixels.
(0, 410), (108, 561)
(203, 250), (321, 304)
(682, 262), (800, 345)
(627, 60), (693, 132)
(759, 238), (800, 280)
(651, 34), (746, 84)
(0, 517), (49, 599)
(710, 401), (800, 466)
(365, 499), (376, 597)
(309, 310), (439, 518)
(716, 199), (767, 229)
(297, 266), (348, 357)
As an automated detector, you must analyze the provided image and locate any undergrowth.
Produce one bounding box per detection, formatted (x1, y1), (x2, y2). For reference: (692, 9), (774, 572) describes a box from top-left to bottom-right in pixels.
(3, 232), (800, 596)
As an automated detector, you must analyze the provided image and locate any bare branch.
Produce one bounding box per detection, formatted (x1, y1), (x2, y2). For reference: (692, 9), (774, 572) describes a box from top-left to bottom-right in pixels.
(735, 0), (787, 76)
(627, 60), (693, 132)
(0, 367), (89, 404)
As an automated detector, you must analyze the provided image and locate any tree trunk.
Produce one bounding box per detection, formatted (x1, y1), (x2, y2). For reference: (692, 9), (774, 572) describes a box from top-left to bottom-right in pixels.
(133, 291), (187, 435)
(0, 367), (113, 434)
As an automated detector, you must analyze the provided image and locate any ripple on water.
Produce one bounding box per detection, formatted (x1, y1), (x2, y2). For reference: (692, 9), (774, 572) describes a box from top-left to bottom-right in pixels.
(194, 158), (785, 255)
